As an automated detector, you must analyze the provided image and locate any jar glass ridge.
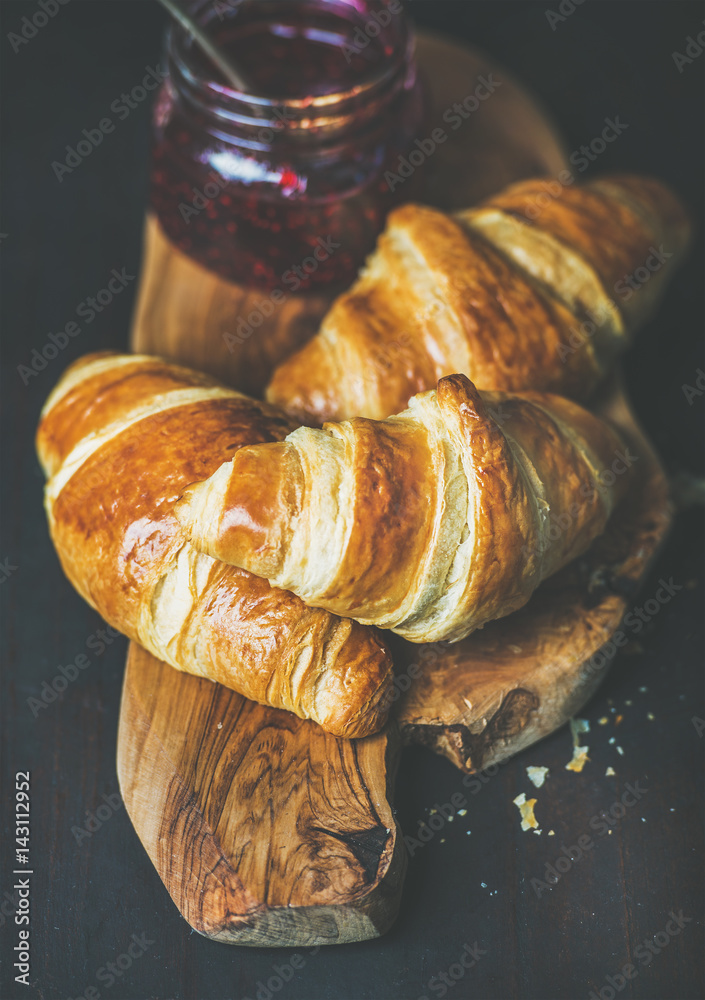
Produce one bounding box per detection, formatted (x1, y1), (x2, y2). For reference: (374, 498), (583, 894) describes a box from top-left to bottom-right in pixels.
(149, 0), (427, 289)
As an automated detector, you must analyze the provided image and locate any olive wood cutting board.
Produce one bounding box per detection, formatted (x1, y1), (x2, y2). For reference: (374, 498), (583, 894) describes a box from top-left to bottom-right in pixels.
(117, 648), (405, 946)
(118, 34), (671, 945)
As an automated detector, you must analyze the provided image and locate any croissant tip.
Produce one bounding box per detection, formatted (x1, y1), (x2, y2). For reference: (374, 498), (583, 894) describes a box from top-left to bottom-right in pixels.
(437, 372), (475, 391)
(436, 373), (485, 418)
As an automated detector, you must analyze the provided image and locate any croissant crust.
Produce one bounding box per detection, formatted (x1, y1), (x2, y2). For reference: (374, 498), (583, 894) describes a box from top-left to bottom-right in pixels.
(177, 374), (631, 643)
(266, 173), (690, 423)
(36, 352), (394, 738)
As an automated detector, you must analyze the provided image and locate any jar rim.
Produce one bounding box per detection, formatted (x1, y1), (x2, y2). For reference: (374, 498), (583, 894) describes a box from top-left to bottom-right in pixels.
(166, 0), (415, 122)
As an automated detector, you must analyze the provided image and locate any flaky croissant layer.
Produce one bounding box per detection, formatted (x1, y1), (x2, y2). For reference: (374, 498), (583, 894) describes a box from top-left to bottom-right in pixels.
(176, 374), (632, 643)
(266, 173), (691, 424)
(36, 353), (394, 738)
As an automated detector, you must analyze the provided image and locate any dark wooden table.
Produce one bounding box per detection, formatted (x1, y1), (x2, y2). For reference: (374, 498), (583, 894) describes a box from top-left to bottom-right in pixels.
(1, 3), (703, 998)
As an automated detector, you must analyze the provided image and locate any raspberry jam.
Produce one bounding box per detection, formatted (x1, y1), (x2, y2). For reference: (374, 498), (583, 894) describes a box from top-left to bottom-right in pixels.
(149, 0), (426, 291)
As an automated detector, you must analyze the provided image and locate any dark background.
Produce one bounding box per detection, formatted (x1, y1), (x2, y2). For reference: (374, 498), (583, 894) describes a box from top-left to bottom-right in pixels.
(1, 2), (703, 998)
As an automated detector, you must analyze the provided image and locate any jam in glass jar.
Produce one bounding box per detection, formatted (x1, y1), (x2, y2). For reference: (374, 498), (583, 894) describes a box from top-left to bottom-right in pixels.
(148, 0), (428, 294)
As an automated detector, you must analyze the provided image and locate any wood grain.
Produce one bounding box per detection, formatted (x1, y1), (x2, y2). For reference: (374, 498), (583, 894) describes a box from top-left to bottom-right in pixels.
(395, 375), (672, 772)
(117, 643), (405, 946)
(130, 214), (335, 398)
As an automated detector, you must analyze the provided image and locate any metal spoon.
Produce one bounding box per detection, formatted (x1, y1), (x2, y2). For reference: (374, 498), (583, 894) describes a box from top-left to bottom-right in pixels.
(156, 0), (254, 93)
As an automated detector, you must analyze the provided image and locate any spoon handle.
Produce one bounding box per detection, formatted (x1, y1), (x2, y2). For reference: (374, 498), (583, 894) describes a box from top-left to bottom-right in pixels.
(156, 0), (253, 93)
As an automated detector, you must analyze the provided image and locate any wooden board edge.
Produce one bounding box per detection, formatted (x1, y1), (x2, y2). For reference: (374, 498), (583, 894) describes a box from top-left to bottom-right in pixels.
(117, 646), (408, 947)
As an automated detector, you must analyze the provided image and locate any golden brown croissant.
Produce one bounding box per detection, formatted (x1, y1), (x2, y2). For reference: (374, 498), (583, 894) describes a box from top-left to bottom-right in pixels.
(266, 174), (690, 423)
(176, 374), (631, 643)
(36, 352), (394, 738)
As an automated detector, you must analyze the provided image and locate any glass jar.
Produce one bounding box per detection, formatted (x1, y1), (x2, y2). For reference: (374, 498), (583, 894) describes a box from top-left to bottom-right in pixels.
(149, 0), (427, 293)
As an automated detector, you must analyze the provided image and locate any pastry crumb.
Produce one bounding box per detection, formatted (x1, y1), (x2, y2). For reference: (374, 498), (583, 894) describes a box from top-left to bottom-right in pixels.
(566, 718), (590, 772)
(566, 746), (590, 772)
(526, 765), (549, 788)
(605, 766), (616, 776)
(513, 792), (540, 832)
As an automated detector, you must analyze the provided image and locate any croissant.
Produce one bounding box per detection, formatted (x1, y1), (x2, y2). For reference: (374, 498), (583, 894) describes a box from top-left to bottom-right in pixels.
(175, 374), (631, 643)
(36, 352), (394, 738)
(266, 174), (690, 423)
